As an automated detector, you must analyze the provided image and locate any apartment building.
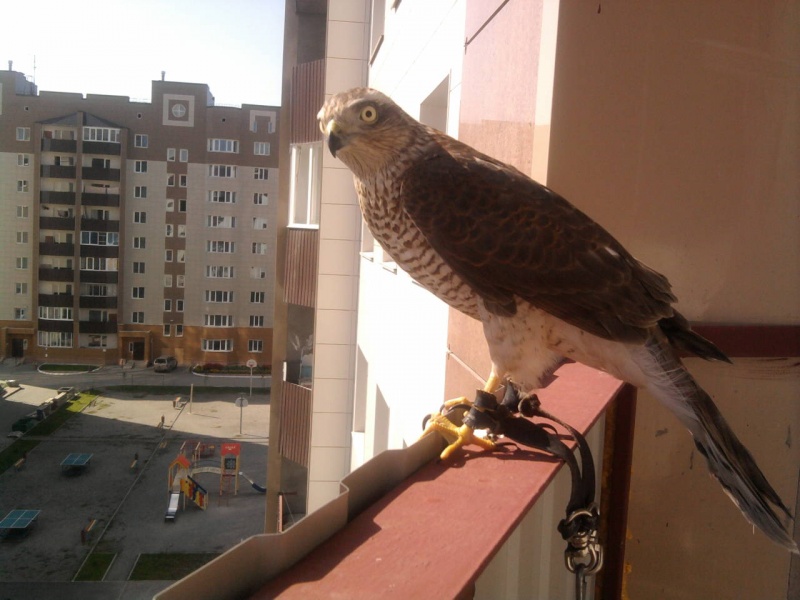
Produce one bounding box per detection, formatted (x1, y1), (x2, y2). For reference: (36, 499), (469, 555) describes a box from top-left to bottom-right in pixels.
(0, 70), (279, 367)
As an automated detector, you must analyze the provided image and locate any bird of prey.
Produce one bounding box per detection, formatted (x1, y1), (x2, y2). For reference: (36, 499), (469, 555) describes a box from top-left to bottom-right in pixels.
(318, 87), (798, 552)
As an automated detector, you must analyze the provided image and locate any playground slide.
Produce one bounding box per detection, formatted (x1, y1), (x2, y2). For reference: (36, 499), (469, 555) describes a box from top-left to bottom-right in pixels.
(238, 472), (266, 493)
(165, 492), (180, 522)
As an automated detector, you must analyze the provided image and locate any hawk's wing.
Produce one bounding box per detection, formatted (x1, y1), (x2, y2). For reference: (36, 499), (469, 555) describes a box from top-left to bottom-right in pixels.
(399, 134), (676, 344)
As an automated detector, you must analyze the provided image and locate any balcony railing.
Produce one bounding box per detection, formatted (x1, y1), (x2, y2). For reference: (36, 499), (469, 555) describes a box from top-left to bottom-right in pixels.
(38, 267), (75, 282)
(37, 319), (73, 333)
(40, 191), (76, 205)
(79, 321), (118, 334)
(79, 296), (118, 309)
(40, 165), (77, 179)
(82, 141), (121, 155)
(81, 192), (120, 207)
(39, 216), (75, 230)
(80, 218), (119, 232)
(285, 228), (319, 308)
(82, 166), (121, 182)
(79, 270), (118, 284)
(38, 293), (74, 307)
(41, 138), (77, 153)
(39, 242), (75, 256)
(79, 245), (119, 259)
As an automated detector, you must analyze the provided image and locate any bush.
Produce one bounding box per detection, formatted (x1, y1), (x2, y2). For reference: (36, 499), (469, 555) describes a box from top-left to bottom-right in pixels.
(193, 363), (271, 375)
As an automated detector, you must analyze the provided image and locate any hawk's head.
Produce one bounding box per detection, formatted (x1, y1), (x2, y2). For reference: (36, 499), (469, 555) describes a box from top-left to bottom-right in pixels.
(318, 88), (426, 179)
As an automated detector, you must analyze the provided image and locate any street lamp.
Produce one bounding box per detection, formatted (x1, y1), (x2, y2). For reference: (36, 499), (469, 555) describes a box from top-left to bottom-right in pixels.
(235, 395), (248, 435)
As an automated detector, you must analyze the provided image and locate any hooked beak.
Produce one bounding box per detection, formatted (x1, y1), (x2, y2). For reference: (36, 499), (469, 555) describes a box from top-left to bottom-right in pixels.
(324, 119), (344, 158)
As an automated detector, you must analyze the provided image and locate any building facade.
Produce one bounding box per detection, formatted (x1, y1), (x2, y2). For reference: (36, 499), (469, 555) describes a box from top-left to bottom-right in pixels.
(0, 70), (279, 367)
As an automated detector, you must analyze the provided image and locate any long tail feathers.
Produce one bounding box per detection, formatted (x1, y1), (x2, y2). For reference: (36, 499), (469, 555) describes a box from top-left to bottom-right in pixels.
(636, 336), (799, 553)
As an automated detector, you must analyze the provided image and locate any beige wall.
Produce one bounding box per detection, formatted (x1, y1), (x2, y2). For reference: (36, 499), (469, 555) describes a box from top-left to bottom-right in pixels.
(549, 2), (799, 597)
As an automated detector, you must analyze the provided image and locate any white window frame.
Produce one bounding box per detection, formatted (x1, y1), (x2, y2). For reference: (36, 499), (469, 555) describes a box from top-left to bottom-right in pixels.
(134, 133), (149, 148)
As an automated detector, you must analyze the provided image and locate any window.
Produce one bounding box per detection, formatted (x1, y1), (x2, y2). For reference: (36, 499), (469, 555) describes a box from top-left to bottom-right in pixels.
(205, 265), (234, 278)
(132, 287), (145, 299)
(81, 256), (117, 271)
(134, 211), (147, 224)
(167, 148), (176, 161)
(85, 127), (121, 143)
(164, 299), (172, 311)
(16, 206), (29, 218)
(253, 193), (268, 205)
(131, 311), (144, 323)
(289, 142), (322, 226)
(133, 237), (146, 249)
(14, 308), (26, 320)
(179, 149), (189, 162)
(207, 215), (236, 228)
(254, 167), (268, 180)
(16, 231), (29, 244)
(208, 190), (236, 204)
(16, 257), (28, 269)
(134, 134), (149, 148)
(176, 299), (184, 312)
(178, 199), (187, 212)
(248, 340), (263, 352)
(177, 250), (186, 263)
(253, 217), (268, 230)
(208, 164), (236, 178)
(135, 160), (148, 173)
(163, 324), (171, 336)
(207, 240), (235, 253)
(38, 331), (73, 348)
(133, 261), (145, 274)
(252, 242), (268, 255)
(134, 186), (147, 198)
(81, 231), (119, 246)
(177, 275), (185, 288)
(165, 224), (174, 237)
(83, 284), (112, 296)
(204, 290), (234, 303)
(177, 225), (186, 237)
(250, 266), (267, 279)
(175, 324), (184, 337)
(87, 335), (108, 348)
(15, 283), (27, 294)
(167, 174), (175, 187)
(254, 142), (270, 156)
(208, 138), (239, 153)
(249, 315), (264, 327)
(165, 249), (174, 262)
(250, 291), (265, 303)
(16, 127), (31, 141)
(201, 339), (233, 352)
(166, 199), (175, 212)
(179, 174), (187, 187)
(164, 275), (172, 287)
(38, 306), (73, 320)
(17, 154), (30, 166)
(204, 314), (234, 327)
(17, 180), (29, 192)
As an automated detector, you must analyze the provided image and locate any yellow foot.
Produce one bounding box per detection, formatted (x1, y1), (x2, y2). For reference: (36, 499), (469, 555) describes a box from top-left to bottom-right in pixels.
(423, 414), (496, 460)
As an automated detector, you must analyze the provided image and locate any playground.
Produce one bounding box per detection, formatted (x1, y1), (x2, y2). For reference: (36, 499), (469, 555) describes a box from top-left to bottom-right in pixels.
(0, 379), (269, 591)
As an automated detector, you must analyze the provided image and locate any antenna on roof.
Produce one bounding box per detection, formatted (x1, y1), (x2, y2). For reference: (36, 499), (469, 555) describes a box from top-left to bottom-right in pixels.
(33, 55), (36, 84)
(8, 60), (12, 71)
(161, 70), (166, 81)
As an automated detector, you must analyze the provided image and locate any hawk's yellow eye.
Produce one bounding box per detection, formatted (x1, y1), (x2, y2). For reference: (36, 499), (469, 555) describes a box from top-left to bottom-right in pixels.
(360, 105), (378, 123)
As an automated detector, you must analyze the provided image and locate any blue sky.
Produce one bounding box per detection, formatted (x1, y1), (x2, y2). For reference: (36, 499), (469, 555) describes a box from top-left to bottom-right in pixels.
(1, 0), (285, 106)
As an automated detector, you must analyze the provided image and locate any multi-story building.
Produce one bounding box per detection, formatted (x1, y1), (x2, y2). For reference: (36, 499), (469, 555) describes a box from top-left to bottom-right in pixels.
(0, 69), (279, 367)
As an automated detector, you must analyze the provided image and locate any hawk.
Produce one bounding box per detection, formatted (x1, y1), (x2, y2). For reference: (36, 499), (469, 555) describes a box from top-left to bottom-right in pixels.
(318, 87), (797, 552)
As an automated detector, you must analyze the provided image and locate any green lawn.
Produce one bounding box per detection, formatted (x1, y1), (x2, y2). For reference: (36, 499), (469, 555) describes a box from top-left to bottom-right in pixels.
(74, 552), (116, 581)
(129, 553), (219, 580)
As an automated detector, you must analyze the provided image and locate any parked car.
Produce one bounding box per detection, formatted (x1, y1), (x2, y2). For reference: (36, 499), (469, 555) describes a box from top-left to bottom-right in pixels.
(154, 356), (178, 373)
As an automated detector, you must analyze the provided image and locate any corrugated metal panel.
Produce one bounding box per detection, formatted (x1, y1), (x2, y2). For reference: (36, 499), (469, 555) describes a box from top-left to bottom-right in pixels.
(284, 228), (319, 307)
(291, 60), (325, 144)
(279, 382), (312, 467)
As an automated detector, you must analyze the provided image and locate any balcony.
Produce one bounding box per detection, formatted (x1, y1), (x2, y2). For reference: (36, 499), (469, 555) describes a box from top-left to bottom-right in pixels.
(82, 166), (121, 182)
(80, 218), (119, 232)
(81, 192), (120, 207)
(37, 319), (73, 333)
(79, 270), (118, 284)
(82, 140), (121, 156)
(79, 321), (118, 334)
(79, 245), (119, 259)
(284, 228), (319, 308)
(40, 165), (77, 179)
(38, 267), (75, 282)
(41, 138), (77, 153)
(39, 216), (75, 231)
(39, 241), (75, 256)
(40, 191), (76, 205)
(38, 293), (74, 307)
(79, 296), (118, 309)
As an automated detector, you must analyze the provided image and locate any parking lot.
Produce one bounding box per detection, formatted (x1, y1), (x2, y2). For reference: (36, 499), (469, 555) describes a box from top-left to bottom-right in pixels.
(0, 363), (270, 600)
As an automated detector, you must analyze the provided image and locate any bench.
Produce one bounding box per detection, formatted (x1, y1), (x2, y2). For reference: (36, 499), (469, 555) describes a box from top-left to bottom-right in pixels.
(130, 459), (138, 471)
(81, 519), (98, 544)
(13, 458), (25, 471)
